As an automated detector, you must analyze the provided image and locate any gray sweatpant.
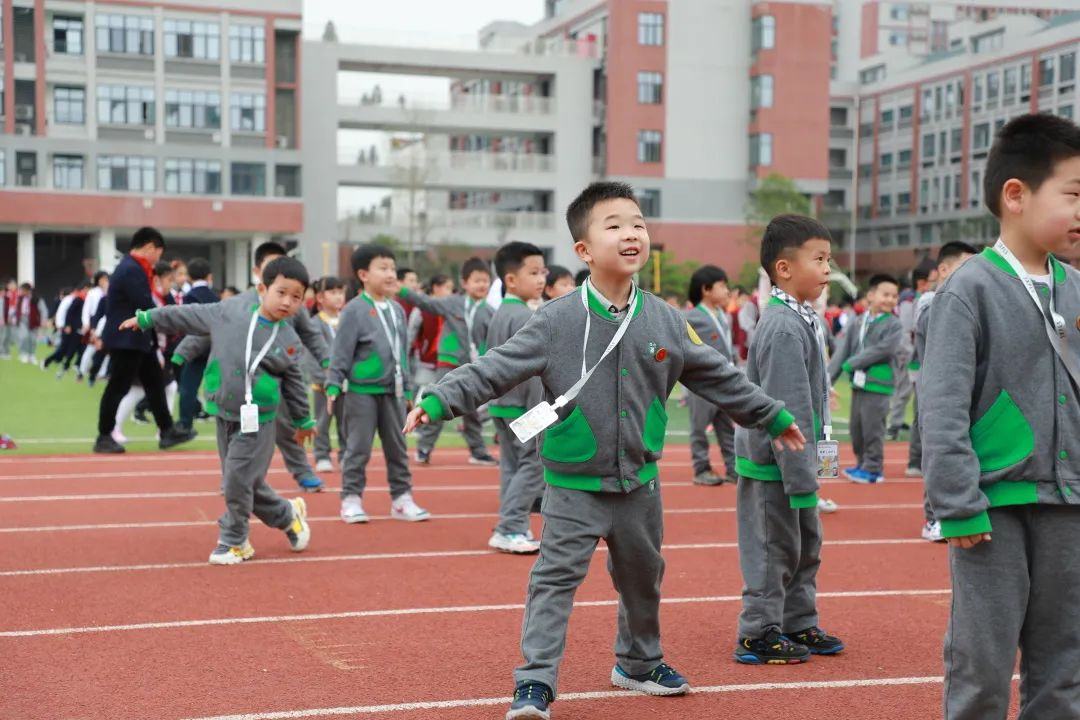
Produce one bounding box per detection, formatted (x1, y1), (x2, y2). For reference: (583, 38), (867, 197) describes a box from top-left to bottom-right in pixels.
(0, 325), (14, 356)
(516, 482), (665, 696)
(493, 418), (544, 536)
(313, 389), (345, 463)
(340, 392), (412, 500)
(909, 387), (922, 471)
(688, 391), (736, 476)
(888, 355), (913, 430)
(944, 505), (1080, 720)
(735, 478), (821, 638)
(416, 367), (488, 456)
(216, 418), (294, 546)
(16, 324), (35, 358)
(851, 390), (890, 474)
(276, 405), (315, 479)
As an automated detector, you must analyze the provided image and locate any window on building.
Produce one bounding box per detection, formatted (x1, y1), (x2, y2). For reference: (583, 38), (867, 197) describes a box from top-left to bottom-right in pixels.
(165, 158), (222, 194)
(987, 71), (999, 101)
(637, 72), (662, 104)
(1003, 67), (1017, 100)
(97, 155), (155, 191)
(230, 162), (265, 196)
(638, 12), (664, 46)
(897, 192), (911, 213)
(165, 90), (221, 129)
(921, 87), (933, 118)
(54, 86), (84, 124)
(897, 231), (911, 246)
(1059, 105), (1074, 120)
(880, 151), (893, 169)
(1021, 62), (1032, 93)
(950, 127), (962, 156)
(164, 20), (220, 60)
(920, 178), (929, 212)
(274, 164), (301, 197)
(971, 169), (981, 207)
(230, 92), (266, 132)
(919, 225), (934, 244)
(751, 74), (773, 109)
(53, 16), (83, 55)
(1040, 57), (1056, 87)
(922, 133), (935, 158)
(636, 188), (661, 217)
(749, 133), (773, 167)
(861, 65), (886, 84)
(0, 150), (5, 186)
(97, 85), (155, 126)
(830, 107), (848, 126)
(95, 14), (154, 55)
(229, 24), (265, 63)
(824, 189), (845, 208)
(752, 15), (775, 52)
(16, 152), (37, 187)
(1061, 52), (1077, 86)
(53, 154), (83, 189)
(932, 177), (941, 210)
(880, 231), (894, 248)
(899, 104), (913, 126)
(637, 130), (662, 163)
(898, 148), (912, 168)
(881, 108), (895, 126)
(890, 3), (910, 21)
(889, 31), (907, 47)
(829, 148), (846, 168)
(973, 122), (990, 151)
(972, 29), (1004, 54)
(973, 75), (984, 105)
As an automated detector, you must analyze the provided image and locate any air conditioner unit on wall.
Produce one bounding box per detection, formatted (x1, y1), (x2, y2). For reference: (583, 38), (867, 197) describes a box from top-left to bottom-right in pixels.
(17, 125), (32, 136)
(14, 106), (33, 121)
(277, 136), (288, 149)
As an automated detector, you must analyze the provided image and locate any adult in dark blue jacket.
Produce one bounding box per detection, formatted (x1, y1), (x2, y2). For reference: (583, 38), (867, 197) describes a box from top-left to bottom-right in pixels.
(176, 257), (219, 431)
(94, 227), (196, 454)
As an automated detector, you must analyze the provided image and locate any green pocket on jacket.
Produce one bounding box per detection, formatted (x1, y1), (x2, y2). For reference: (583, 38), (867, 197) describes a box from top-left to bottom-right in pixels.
(351, 353), (385, 382)
(203, 359), (222, 394)
(251, 372), (280, 408)
(438, 332), (461, 357)
(970, 390), (1034, 472)
(643, 397), (668, 453)
(867, 364), (894, 382)
(541, 406), (598, 464)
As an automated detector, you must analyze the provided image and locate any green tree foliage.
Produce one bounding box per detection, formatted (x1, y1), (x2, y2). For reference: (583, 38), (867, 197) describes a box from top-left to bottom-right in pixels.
(639, 250), (700, 303)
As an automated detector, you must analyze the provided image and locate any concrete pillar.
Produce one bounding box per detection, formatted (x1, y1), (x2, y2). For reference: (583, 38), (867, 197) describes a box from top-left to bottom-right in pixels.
(17, 227), (34, 285)
(96, 228), (118, 273)
(230, 236), (254, 289)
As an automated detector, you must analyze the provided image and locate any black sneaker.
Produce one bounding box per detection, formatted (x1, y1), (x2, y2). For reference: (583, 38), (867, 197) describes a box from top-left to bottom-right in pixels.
(132, 409), (150, 425)
(469, 452), (498, 466)
(506, 681), (553, 720)
(789, 626), (845, 655)
(159, 425), (197, 450)
(734, 629), (811, 665)
(93, 435), (126, 454)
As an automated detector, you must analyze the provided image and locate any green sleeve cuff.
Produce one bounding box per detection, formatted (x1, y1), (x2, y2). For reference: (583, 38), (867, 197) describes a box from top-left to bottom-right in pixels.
(320, 358), (330, 369)
(405, 389), (415, 401)
(767, 408), (796, 438)
(940, 512), (993, 538)
(789, 492), (819, 509)
(325, 385), (341, 398)
(841, 360), (853, 374)
(170, 352), (185, 367)
(136, 309), (154, 331)
(398, 287), (409, 298)
(292, 416), (316, 430)
(419, 394), (446, 423)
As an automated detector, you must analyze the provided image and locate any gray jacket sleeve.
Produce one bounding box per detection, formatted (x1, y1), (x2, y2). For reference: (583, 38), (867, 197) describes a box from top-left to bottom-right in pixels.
(914, 306), (930, 366)
(174, 334), (209, 365)
(279, 360), (313, 425)
(920, 291), (988, 529)
(846, 319), (902, 370)
(293, 309), (328, 365)
(828, 321), (856, 382)
(146, 303), (223, 337)
(755, 330), (818, 495)
(326, 302), (363, 394)
(400, 288), (458, 317)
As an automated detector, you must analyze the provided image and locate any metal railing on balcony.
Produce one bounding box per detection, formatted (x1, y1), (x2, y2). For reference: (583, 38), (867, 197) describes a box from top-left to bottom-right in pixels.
(349, 209), (557, 232)
(342, 90), (555, 116)
(338, 148), (556, 173)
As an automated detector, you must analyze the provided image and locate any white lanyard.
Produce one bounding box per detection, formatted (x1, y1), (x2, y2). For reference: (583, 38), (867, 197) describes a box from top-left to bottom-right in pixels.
(244, 311), (279, 404)
(369, 296), (403, 378)
(699, 304), (731, 353)
(993, 239), (1080, 388)
(464, 298), (480, 355)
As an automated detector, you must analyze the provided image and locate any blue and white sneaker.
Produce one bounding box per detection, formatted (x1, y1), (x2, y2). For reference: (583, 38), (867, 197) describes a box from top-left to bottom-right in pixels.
(842, 466), (865, 482)
(850, 469), (884, 484)
(296, 472), (324, 493)
(610, 662), (690, 696)
(506, 681), (553, 720)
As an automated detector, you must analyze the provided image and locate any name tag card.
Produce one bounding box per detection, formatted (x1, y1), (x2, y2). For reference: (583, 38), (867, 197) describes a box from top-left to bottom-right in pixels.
(240, 403), (259, 434)
(817, 440), (839, 479)
(510, 401), (560, 443)
(852, 370), (867, 389)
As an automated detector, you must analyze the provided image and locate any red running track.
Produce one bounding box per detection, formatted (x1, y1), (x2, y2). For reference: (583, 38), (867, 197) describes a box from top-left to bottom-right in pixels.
(0, 444), (1020, 719)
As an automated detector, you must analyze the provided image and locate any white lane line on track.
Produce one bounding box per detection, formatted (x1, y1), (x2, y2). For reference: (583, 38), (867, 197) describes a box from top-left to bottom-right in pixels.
(0, 538), (929, 578)
(0, 504), (923, 534)
(0, 589), (949, 638)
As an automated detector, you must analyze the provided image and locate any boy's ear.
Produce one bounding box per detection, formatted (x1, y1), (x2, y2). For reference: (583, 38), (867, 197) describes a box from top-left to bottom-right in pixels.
(773, 258), (791, 281)
(574, 240), (592, 265)
(1001, 178), (1027, 215)
(256, 281), (267, 295)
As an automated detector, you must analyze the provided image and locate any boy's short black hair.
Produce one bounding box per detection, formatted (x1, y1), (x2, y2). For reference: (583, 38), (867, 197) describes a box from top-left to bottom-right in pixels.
(937, 241), (980, 264)
(262, 256), (310, 290)
(566, 181), (639, 241)
(153, 261), (173, 277)
(222, 285), (240, 295)
(494, 242), (544, 286)
(92, 270), (109, 286)
(130, 226), (164, 250)
(461, 257), (491, 282)
(187, 257), (212, 282)
(254, 241), (288, 269)
(760, 214), (833, 283)
(868, 273), (899, 290)
(396, 267), (416, 281)
(984, 113), (1080, 218)
(429, 274), (451, 290)
(688, 265), (729, 306)
(912, 258), (937, 285)
(19, 283), (32, 292)
(319, 276), (346, 291)
(351, 244), (396, 274)
(545, 265), (572, 287)
(574, 268), (590, 286)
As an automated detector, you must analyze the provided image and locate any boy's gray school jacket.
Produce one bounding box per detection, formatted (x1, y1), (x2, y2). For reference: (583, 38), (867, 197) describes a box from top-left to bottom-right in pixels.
(684, 304), (734, 361)
(827, 310), (902, 395)
(399, 289), (493, 368)
(921, 248), (1080, 539)
(734, 298), (826, 507)
(485, 297), (543, 418)
(135, 302), (313, 428)
(302, 313), (336, 384)
(418, 286), (794, 494)
(325, 293), (413, 399)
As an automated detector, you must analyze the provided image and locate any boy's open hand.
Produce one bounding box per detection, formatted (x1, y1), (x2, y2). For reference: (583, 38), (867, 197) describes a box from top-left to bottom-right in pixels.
(772, 423), (807, 452)
(118, 317), (140, 331)
(326, 394), (335, 415)
(293, 427), (316, 446)
(948, 533), (991, 549)
(403, 406), (430, 434)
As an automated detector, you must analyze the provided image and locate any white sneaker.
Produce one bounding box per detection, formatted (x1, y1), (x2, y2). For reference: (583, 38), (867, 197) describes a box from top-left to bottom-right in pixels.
(921, 520), (944, 543)
(314, 458), (334, 473)
(340, 494), (369, 524)
(817, 497), (839, 514)
(111, 429), (128, 445)
(904, 466), (923, 478)
(286, 497), (311, 552)
(489, 531), (540, 554)
(391, 492), (431, 522)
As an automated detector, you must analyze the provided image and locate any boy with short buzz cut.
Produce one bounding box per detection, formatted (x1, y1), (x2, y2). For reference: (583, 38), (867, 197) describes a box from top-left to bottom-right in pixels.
(327, 244), (429, 525)
(921, 113), (1080, 719)
(828, 273), (902, 484)
(399, 257), (496, 466)
(404, 181), (805, 720)
(486, 241), (548, 555)
(120, 257), (316, 565)
(733, 214), (845, 665)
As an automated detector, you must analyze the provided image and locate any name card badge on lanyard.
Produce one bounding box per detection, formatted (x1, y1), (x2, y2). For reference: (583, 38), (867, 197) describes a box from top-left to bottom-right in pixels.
(240, 311), (279, 433)
(465, 299), (481, 363)
(510, 281), (639, 443)
(371, 297), (405, 399)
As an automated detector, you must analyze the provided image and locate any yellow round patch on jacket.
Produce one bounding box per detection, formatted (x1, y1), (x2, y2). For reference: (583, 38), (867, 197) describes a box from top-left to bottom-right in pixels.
(687, 322), (703, 345)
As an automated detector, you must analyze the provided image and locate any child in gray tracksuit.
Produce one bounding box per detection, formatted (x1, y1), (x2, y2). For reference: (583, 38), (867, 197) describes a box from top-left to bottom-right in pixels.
(405, 182), (804, 720)
(399, 257), (495, 465)
(308, 277), (347, 471)
(685, 265), (738, 485)
(327, 244), (429, 525)
(921, 113), (1080, 720)
(828, 275), (902, 483)
(733, 215), (845, 665)
(125, 257), (315, 565)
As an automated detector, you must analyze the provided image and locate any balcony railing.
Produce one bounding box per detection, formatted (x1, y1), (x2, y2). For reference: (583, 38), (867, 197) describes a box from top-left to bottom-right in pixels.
(349, 209), (556, 231)
(338, 148), (555, 173)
